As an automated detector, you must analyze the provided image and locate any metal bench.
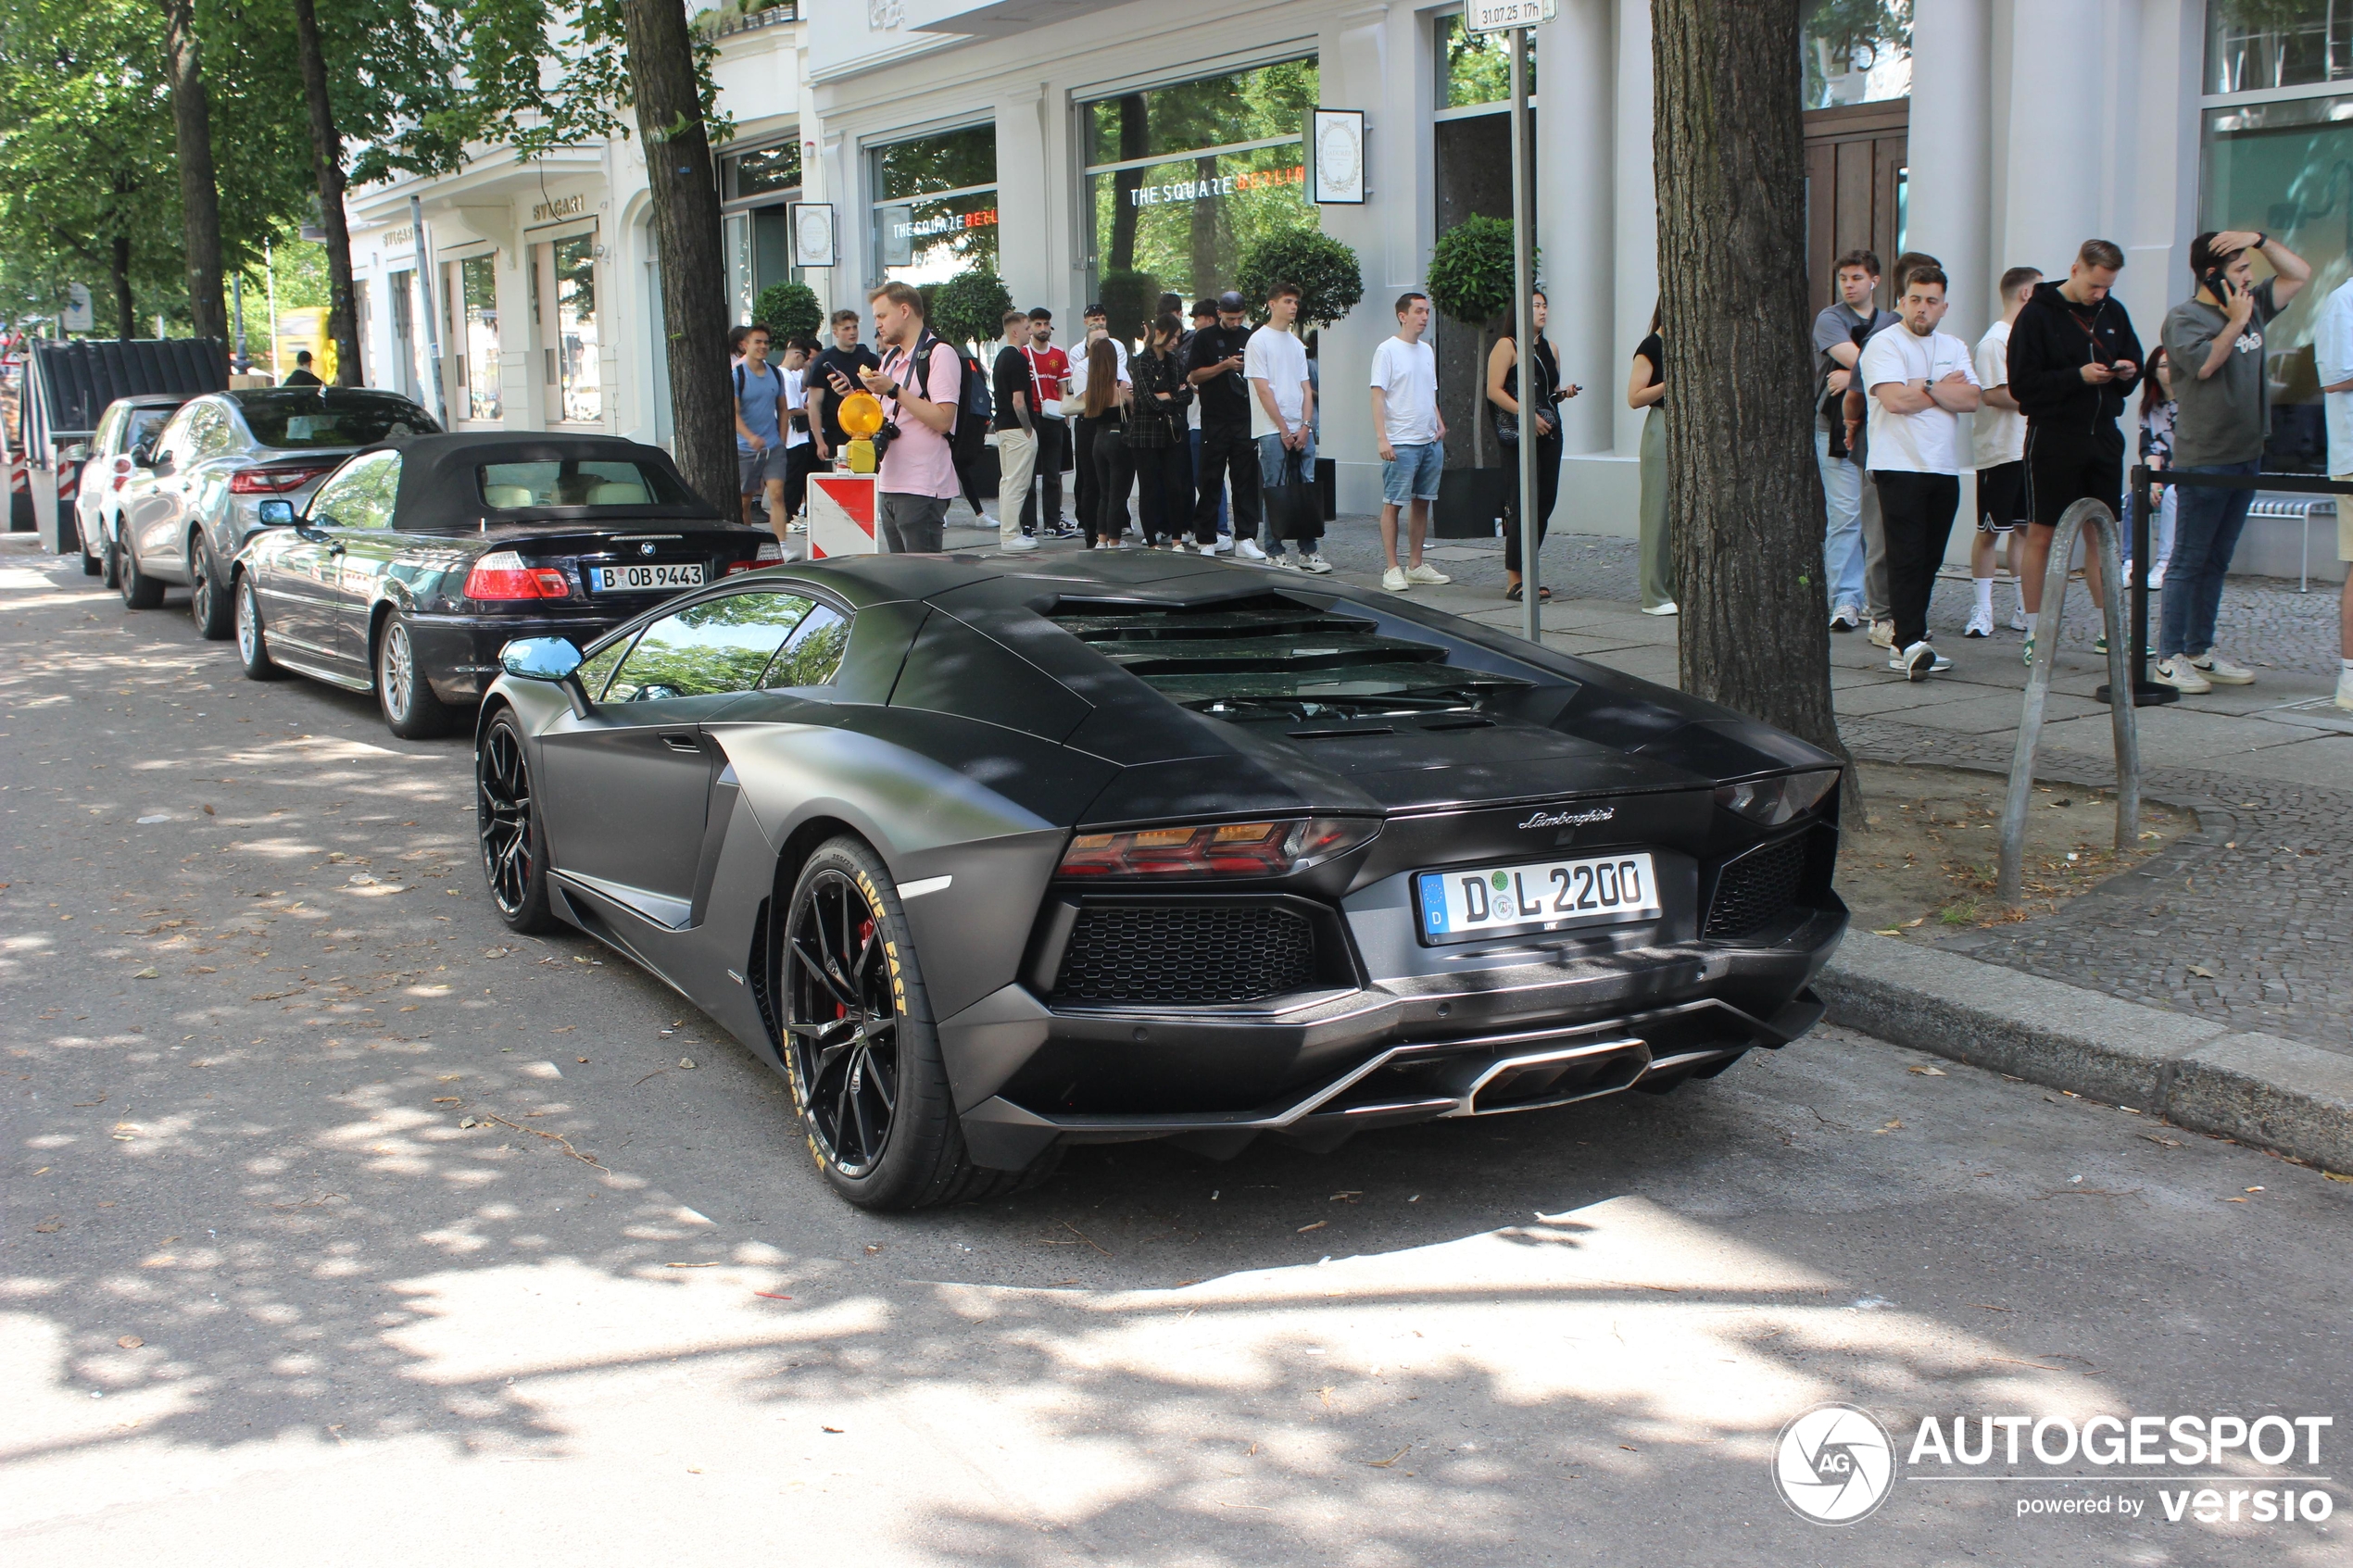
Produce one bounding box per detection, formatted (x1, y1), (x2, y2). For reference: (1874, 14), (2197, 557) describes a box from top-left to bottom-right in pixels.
(2244, 495), (2336, 592)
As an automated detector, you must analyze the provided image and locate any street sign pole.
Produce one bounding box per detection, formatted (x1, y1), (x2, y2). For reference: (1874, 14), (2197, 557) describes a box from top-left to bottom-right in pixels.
(1507, 25), (1539, 643)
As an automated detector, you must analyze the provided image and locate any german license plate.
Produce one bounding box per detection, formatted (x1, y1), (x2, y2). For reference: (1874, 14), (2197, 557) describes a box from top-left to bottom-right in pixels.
(1415, 851), (1661, 939)
(589, 561), (703, 593)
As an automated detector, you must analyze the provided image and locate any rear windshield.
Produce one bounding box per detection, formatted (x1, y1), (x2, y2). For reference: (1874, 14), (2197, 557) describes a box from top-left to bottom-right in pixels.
(1051, 594), (1532, 719)
(241, 397), (438, 449)
(479, 459), (693, 509)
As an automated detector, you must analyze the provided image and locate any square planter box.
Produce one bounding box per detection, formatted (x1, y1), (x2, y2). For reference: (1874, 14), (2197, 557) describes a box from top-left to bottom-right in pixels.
(1434, 467), (1511, 538)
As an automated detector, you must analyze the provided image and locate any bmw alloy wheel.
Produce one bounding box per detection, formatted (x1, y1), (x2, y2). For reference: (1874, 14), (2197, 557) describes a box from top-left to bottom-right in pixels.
(379, 620), (415, 721)
(784, 869), (900, 1178)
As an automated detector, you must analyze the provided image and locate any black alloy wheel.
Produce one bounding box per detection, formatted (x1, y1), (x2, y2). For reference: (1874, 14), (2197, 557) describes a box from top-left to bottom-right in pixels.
(786, 859), (902, 1182)
(102, 535), (121, 590)
(477, 712), (555, 933)
(78, 517), (100, 576)
(233, 572), (284, 681)
(777, 837), (1063, 1210)
(189, 539), (233, 639)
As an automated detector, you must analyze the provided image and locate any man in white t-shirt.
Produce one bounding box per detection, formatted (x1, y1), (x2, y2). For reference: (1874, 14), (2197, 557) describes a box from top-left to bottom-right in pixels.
(2315, 272), (2353, 711)
(1967, 267), (2039, 638)
(1246, 282), (1324, 571)
(1861, 266), (1982, 679)
(1369, 290), (1451, 592)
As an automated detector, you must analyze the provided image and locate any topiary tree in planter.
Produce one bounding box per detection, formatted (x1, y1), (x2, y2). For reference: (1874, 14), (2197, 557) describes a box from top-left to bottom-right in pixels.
(927, 268), (1014, 358)
(1096, 268), (1162, 347)
(1235, 228), (1364, 330)
(1427, 217), (1543, 470)
(751, 280), (822, 343)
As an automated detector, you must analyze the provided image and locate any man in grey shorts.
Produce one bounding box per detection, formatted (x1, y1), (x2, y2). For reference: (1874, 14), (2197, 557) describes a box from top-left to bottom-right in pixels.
(733, 323), (789, 538)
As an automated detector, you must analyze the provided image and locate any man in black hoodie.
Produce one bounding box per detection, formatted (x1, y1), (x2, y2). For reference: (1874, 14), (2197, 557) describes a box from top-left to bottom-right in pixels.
(2007, 238), (2142, 658)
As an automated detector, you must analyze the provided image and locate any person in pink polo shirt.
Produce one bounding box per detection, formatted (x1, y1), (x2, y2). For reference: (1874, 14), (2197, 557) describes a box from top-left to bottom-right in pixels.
(857, 281), (963, 553)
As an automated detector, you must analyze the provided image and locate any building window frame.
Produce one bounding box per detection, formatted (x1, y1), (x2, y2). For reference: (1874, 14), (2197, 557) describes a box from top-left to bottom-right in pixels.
(865, 119), (999, 287)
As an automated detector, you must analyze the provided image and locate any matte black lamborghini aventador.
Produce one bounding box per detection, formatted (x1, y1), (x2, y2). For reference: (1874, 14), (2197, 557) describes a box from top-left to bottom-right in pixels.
(477, 551), (1848, 1210)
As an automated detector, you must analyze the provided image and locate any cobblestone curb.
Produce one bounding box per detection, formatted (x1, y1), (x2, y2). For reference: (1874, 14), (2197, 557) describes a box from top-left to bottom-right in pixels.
(1820, 931), (2353, 1173)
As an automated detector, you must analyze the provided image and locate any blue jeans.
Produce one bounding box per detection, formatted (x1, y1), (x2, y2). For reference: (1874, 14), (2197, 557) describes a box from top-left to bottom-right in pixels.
(1257, 431), (1317, 556)
(1189, 427), (1228, 535)
(2159, 459), (2257, 659)
(1818, 429), (1867, 613)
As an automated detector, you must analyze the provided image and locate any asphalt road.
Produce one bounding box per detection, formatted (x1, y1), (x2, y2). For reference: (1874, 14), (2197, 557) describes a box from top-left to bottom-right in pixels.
(3, 535), (2346, 1566)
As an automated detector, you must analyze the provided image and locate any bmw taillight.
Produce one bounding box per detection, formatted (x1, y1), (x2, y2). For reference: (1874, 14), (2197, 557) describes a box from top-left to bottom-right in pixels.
(1056, 819), (1377, 879)
(230, 464), (334, 495)
(464, 550), (573, 600)
(727, 540), (786, 575)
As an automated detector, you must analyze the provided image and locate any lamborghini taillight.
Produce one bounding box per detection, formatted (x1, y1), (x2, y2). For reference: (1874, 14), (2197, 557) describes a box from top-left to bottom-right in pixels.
(1056, 819), (1376, 879)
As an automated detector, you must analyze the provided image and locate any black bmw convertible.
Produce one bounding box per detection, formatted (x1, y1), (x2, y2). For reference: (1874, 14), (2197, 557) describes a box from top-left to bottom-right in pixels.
(232, 433), (778, 737)
(477, 552), (1847, 1210)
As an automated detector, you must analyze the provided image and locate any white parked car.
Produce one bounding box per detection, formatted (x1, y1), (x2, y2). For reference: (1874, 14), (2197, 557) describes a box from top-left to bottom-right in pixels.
(65, 395), (188, 586)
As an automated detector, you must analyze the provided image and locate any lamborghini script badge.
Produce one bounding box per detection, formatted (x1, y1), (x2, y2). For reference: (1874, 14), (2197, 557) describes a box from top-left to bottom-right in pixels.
(1519, 807), (1616, 830)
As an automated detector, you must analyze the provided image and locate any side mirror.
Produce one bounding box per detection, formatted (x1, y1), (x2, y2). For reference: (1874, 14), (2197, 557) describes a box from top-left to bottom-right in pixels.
(58, 443), (89, 465)
(148, 449), (175, 475)
(500, 636), (592, 718)
(130, 442), (155, 468)
(256, 498), (296, 527)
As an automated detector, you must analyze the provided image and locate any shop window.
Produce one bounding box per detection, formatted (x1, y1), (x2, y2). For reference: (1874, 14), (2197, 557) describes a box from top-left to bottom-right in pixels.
(871, 124), (997, 284)
(728, 142), (802, 201)
(1803, 0), (1911, 109)
(2208, 0), (2353, 93)
(457, 254), (500, 422)
(1081, 58), (1318, 319)
(549, 234), (600, 424)
(2201, 93), (2353, 470)
(1433, 13), (1532, 111)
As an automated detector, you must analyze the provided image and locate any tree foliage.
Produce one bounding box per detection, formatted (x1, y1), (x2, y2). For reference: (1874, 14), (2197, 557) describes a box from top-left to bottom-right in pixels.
(453, 0), (731, 159)
(1426, 216), (1534, 330)
(928, 270), (1013, 357)
(1235, 229), (1363, 329)
(752, 280), (821, 341)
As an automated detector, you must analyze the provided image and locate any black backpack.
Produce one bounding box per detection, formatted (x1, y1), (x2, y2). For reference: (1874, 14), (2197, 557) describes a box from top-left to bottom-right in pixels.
(903, 332), (992, 471)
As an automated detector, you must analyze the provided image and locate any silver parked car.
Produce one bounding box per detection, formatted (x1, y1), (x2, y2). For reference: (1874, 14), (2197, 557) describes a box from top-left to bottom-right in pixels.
(63, 395), (189, 586)
(116, 387), (439, 635)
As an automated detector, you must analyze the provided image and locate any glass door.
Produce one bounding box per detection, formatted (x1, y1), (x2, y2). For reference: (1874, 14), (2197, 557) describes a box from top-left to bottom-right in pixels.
(534, 232), (603, 427)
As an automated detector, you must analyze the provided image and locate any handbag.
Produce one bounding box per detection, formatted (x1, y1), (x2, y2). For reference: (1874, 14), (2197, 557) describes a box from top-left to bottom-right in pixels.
(1258, 445), (1319, 544)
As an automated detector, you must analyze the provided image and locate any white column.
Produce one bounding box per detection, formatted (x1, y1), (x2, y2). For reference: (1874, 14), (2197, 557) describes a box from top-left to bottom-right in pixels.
(1907, 0), (1991, 329)
(1997, 0), (2109, 286)
(1317, 8), (1392, 515)
(1611, 0), (1656, 458)
(1539, 0), (1617, 455)
(993, 89), (1051, 309)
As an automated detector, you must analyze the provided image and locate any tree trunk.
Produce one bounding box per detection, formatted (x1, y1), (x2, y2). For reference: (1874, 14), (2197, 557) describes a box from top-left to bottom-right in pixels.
(112, 235), (135, 340)
(290, 0), (364, 386)
(1109, 94), (1146, 273)
(162, 0), (226, 347)
(1651, 0), (1849, 771)
(618, 0), (736, 515)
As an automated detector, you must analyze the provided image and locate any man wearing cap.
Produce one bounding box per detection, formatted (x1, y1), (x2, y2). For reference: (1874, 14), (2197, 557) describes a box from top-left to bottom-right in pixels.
(1186, 290), (1263, 556)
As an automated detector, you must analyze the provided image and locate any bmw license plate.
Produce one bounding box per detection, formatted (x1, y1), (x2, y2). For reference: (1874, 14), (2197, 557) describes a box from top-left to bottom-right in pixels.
(1415, 851), (1661, 939)
(589, 562), (703, 593)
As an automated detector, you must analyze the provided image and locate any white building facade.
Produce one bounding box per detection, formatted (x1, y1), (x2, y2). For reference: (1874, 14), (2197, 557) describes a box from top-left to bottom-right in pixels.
(346, 1), (2352, 576)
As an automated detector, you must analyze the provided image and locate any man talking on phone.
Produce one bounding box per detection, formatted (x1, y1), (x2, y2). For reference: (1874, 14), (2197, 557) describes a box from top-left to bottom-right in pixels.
(1187, 291), (1264, 556)
(2153, 230), (2310, 693)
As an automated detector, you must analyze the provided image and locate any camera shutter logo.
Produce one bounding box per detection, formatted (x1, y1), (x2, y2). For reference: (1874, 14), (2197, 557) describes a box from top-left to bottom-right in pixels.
(1772, 1404), (1896, 1525)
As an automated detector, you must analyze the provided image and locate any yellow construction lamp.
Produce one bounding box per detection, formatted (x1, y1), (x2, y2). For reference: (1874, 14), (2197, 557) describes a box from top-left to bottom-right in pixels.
(837, 391), (885, 473)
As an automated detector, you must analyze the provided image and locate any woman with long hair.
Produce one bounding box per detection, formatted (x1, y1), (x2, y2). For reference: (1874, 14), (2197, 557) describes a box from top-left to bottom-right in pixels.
(1127, 312), (1191, 547)
(1629, 302), (1674, 614)
(1487, 288), (1577, 602)
(1079, 335), (1133, 548)
(2134, 344), (2178, 589)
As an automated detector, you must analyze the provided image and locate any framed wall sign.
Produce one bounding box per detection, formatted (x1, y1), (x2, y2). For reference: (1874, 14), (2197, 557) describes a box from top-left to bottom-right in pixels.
(1311, 109), (1365, 206)
(790, 202), (837, 268)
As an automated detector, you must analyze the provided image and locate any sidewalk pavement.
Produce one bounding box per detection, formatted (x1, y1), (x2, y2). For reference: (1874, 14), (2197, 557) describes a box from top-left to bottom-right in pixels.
(938, 510), (2352, 1170)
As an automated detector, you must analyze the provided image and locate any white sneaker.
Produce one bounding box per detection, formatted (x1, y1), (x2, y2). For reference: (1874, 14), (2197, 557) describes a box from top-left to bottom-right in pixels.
(1868, 619), (1896, 648)
(1641, 600), (1680, 617)
(1381, 566), (1411, 592)
(1829, 604), (1862, 633)
(2007, 602), (2030, 632)
(1000, 534), (1038, 552)
(2337, 667), (2353, 711)
(1237, 537), (1267, 560)
(1897, 640), (1937, 682)
(1205, 535), (1233, 555)
(1297, 552), (1333, 574)
(1964, 604), (1994, 639)
(1404, 561), (1451, 585)
(1267, 552), (1302, 571)
(2188, 651), (2255, 685)
(2152, 655), (2212, 694)
(2147, 564), (2167, 590)
(1927, 649), (1953, 672)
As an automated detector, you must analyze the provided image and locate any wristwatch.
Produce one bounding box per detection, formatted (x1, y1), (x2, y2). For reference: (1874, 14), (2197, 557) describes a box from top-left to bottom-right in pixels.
(2253, 232), (2270, 251)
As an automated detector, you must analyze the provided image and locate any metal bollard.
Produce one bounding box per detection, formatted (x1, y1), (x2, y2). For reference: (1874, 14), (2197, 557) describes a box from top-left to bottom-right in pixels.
(1995, 497), (2142, 906)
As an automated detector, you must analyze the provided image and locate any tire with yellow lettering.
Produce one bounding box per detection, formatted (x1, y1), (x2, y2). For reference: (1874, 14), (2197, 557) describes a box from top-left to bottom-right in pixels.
(780, 836), (1054, 1209)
